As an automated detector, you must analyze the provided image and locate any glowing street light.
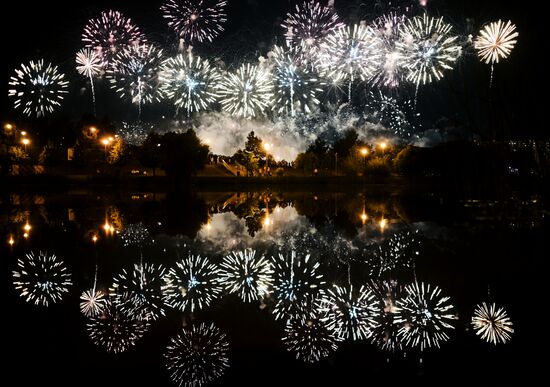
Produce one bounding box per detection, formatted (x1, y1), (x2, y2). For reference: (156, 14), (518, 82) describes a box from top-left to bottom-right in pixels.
(378, 141), (388, 152)
(360, 212), (368, 224)
(101, 138), (111, 160)
(21, 138), (30, 152)
(4, 123), (13, 130)
(379, 218), (387, 232)
(92, 234), (98, 243)
(23, 223), (31, 232)
(360, 147), (369, 172)
(21, 131), (27, 136)
(8, 236), (15, 246)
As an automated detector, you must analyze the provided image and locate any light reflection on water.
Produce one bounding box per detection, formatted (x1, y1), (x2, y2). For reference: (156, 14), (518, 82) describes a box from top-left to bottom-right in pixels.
(2, 190), (543, 383)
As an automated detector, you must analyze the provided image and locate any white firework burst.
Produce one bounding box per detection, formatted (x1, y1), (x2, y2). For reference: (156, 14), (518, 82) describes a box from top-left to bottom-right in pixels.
(282, 311), (341, 363)
(220, 249), (274, 303)
(270, 44), (322, 117)
(471, 302), (514, 345)
(165, 322), (229, 387)
(106, 44), (164, 118)
(372, 13), (409, 88)
(218, 63), (274, 118)
(272, 251), (326, 321)
(368, 280), (403, 352)
(161, 0), (228, 43)
(87, 299), (150, 354)
(159, 51), (221, 116)
(475, 20), (518, 65)
(80, 289), (107, 318)
(396, 14), (461, 88)
(319, 284), (378, 341)
(12, 251), (72, 306)
(162, 254), (223, 313)
(8, 60), (69, 117)
(317, 23), (383, 99)
(282, 0), (344, 56)
(395, 281), (457, 350)
(110, 262), (167, 321)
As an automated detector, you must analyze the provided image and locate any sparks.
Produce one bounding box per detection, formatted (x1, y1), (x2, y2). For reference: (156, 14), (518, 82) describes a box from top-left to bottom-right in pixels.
(471, 302), (514, 345)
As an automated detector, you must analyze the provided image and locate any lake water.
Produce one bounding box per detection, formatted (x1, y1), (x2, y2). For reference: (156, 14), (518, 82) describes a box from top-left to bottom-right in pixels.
(1, 188), (544, 384)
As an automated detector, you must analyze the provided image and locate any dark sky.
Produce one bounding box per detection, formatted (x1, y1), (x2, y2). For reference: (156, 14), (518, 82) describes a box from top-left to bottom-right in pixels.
(0, 0), (544, 138)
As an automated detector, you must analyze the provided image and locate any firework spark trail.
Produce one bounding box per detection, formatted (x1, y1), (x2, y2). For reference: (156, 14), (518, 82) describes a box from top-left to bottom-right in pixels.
(471, 302), (514, 344)
(160, 51), (221, 117)
(76, 48), (104, 115)
(161, 0), (227, 44)
(12, 251), (72, 306)
(372, 13), (409, 88)
(8, 60), (69, 117)
(165, 322), (229, 387)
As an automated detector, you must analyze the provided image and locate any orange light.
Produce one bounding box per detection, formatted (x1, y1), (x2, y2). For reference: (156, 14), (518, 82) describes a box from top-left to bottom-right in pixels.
(108, 136), (114, 142)
(23, 232), (29, 239)
(379, 142), (388, 150)
(23, 223), (31, 232)
(101, 138), (110, 146)
(8, 236), (14, 246)
(21, 131), (27, 136)
(90, 126), (97, 133)
(92, 235), (98, 243)
(5, 123), (13, 130)
(360, 148), (368, 156)
(379, 218), (387, 231)
(21, 138), (30, 146)
(360, 212), (368, 222)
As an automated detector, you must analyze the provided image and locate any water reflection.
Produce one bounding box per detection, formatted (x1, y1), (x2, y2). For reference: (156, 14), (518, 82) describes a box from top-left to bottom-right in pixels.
(165, 322), (229, 387)
(12, 251), (72, 306)
(3, 190), (534, 382)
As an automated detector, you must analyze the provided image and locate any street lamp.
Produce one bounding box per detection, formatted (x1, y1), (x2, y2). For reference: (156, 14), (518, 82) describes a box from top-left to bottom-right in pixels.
(21, 138), (30, 152)
(101, 138), (110, 160)
(360, 147), (369, 172)
(379, 141), (388, 152)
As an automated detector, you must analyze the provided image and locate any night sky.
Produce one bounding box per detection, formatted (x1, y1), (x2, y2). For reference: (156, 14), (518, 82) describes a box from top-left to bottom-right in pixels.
(1, 0), (544, 139)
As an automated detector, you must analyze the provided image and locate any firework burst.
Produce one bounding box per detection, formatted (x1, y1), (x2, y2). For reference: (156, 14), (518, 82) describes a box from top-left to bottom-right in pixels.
(368, 279), (403, 351)
(12, 251), (72, 306)
(160, 51), (221, 116)
(110, 262), (167, 321)
(395, 281), (456, 350)
(162, 254), (223, 313)
(87, 299), (150, 353)
(119, 222), (151, 246)
(270, 45), (323, 117)
(319, 284), (378, 341)
(107, 44), (164, 118)
(396, 14), (461, 91)
(76, 48), (104, 114)
(8, 60), (69, 117)
(317, 24), (383, 100)
(282, 0), (344, 55)
(471, 302), (514, 345)
(80, 289), (107, 318)
(220, 249), (274, 303)
(82, 10), (145, 68)
(372, 13), (409, 88)
(475, 20), (518, 65)
(272, 251), (326, 321)
(165, 322), (229, 387)
(282, 311), (341, 363)
(218, 63), (274, 118)
(161, 0), (227, 43)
